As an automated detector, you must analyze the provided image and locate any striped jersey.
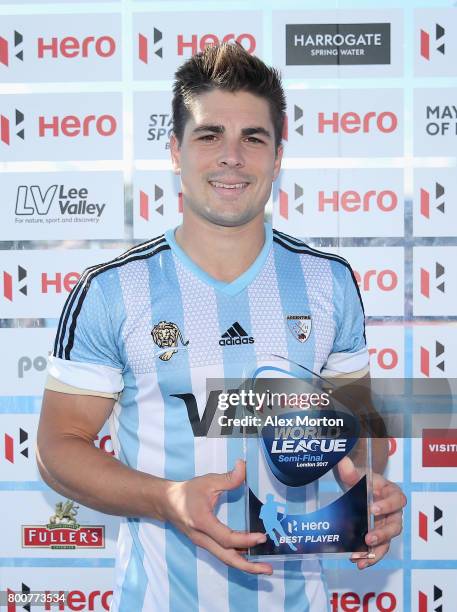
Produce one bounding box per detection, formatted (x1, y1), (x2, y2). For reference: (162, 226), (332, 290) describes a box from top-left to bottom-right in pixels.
(47, 224), (368, 612)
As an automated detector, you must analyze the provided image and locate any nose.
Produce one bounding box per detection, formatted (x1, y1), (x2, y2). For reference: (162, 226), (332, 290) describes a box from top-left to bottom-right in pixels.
(217, 139), (245, 168)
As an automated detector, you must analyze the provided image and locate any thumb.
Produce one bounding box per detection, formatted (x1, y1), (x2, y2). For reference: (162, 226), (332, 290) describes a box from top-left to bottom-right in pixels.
(215, 458), (246, 492)
(337, 456), (362, 488)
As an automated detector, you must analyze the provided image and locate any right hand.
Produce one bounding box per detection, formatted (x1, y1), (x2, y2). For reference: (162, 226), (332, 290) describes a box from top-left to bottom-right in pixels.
(163, 458), (273, 575)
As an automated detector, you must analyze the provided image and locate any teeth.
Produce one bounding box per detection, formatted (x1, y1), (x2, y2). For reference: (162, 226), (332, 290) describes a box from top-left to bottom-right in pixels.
(210, 181), (247, 189)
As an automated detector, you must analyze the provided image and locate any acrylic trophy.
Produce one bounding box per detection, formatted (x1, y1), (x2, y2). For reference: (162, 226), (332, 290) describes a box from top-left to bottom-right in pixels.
(243, 355), (374, 561)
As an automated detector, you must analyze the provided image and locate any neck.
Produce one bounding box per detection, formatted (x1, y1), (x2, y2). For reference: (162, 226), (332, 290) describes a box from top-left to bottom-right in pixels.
(174, 212), (266, 283)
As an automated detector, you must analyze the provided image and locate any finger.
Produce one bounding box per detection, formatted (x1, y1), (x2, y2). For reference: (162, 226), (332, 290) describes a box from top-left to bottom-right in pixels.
(198, 511), (267, 550)
(366, 512), (403, 547)
(358, 543), (389, 569)
(371, 484), (407, 516)
(337, 456), (362, 488)
(191, 529), (273, 575)
(212, 458), (246, 494)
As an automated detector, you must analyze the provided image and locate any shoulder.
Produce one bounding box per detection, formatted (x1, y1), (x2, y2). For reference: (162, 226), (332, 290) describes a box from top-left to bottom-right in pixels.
(81, 235), (170, 290)
(272, 229), (353, 276)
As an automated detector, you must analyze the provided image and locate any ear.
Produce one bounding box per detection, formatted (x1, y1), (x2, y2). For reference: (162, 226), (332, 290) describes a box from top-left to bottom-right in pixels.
(272, 143), (283, 181)
(170, 132), (181, 175)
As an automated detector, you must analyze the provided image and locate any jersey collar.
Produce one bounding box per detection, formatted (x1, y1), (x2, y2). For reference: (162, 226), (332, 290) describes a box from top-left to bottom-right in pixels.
(164, 222), (273, 297)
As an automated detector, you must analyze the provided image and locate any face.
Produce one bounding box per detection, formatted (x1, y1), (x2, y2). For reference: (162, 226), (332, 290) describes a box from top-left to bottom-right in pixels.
(170, 89), (283, 228)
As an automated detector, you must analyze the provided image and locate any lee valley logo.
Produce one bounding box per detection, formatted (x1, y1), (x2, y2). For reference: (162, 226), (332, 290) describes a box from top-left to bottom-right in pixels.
(15, 184), (106, 224)
(22, 500), (105, 549)
(286, 23), (391, 65)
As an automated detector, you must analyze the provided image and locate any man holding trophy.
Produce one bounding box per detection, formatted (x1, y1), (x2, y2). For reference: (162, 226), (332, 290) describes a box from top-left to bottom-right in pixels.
(37, 43), (406, 611)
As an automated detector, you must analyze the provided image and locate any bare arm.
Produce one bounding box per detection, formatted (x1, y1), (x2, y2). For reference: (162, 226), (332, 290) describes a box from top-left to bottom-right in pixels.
(37, 389), (272, 574)
(37, 389), (170, 520)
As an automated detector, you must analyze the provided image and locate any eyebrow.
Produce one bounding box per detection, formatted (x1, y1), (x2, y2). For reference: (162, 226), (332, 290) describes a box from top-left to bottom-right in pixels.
(192, 124), (272, 139)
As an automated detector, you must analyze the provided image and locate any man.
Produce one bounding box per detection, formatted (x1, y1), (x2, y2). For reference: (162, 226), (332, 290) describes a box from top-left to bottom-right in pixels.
(37, 43), (406, 611)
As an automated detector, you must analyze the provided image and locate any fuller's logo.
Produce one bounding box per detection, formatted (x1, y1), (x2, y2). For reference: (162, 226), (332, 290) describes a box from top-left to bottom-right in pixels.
(0, 30), (24, 66)
(420, 24), (445, 61)
(419, 505), (443, 541)
(4, 428), (28, 464)
(420, 182), (445, 218)
(2, 266), (27, 301)
(420, 341), (445, 377)
(287, 315), (312, 343)
(151, 321), (189, 361)
(138, 28), (163, 63)
(418, 584), (443, 612)
(422, 428), (457, 467)
(0, 109), (25, 145)
(22, 500), (105, 549)
(278, 182), (305, 219)
(420, 262), (445, 297)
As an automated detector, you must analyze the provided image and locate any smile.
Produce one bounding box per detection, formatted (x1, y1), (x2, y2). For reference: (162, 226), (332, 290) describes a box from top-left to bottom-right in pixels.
(209, 181), (249, 190)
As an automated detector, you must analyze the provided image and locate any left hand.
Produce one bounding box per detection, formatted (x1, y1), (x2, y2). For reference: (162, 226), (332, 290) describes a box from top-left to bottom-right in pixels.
(337, 456), (407, 570)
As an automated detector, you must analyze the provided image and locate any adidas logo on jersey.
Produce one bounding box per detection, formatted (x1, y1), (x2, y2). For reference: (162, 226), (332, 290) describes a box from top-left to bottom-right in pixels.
(219, 322), (255, 346)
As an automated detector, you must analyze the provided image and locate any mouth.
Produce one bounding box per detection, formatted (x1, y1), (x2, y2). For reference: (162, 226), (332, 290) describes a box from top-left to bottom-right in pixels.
(208, 180), (250, 198)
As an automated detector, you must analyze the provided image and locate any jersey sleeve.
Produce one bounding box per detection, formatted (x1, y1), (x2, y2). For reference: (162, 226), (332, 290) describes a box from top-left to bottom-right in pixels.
(321, 263), (369, 378)
(47, 274), (124, 395)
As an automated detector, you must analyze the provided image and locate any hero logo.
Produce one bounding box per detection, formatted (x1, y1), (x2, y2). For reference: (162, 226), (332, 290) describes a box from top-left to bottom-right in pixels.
(368, 347), (399, 370)
(2, 266), (27, 301)
(278, 183), (305, 219)
(318, 190), (397, 213)
(15, 185), (106, 220)
(41, 272), (81, 294)
(138, 30), (255, 62)
(420, 262), (445, 298)
(0, 109), (25, 145)
(147, 113), (172, 146)
(425, 105), (457, 136)
(282, 105), (304, 140)
(38, 114), (117, 138)
(418, 584), (443, 612)
(420, 341), (445, 377)
(4, 427), (29, 463)
(176, 33), (256, 56)
(139, 29), (163, 63)
(318, 111), (398, 134)
(18, 355), (47, 378)
(420, 182), (445, 219)
(420, 24), (445, 61)
(354, 269), (398, 292)
(418, 505), (443, 542)
(331, 590), (397, 611)
(0, 30), (24, 66)
(37, 35), (116, 59)
(6, 584), (113, 611)
(140, 186), (182, 220)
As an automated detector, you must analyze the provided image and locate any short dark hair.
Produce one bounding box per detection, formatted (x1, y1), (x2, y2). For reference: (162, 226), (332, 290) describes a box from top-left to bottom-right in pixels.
(172, 43), (286, 151)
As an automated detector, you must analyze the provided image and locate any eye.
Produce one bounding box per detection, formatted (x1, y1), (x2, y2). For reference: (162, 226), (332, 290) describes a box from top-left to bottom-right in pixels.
(198, 134), (218, 142)
(245, 136), (264, 144)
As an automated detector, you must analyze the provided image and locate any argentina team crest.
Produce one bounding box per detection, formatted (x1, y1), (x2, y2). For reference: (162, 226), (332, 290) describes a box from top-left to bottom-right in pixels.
(151, 321), (189, 361)
(287, 315), (312, 343)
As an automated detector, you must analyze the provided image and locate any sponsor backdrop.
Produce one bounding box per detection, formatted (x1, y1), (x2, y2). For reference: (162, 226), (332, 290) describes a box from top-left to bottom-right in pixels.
(1, 0), (456, 609)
